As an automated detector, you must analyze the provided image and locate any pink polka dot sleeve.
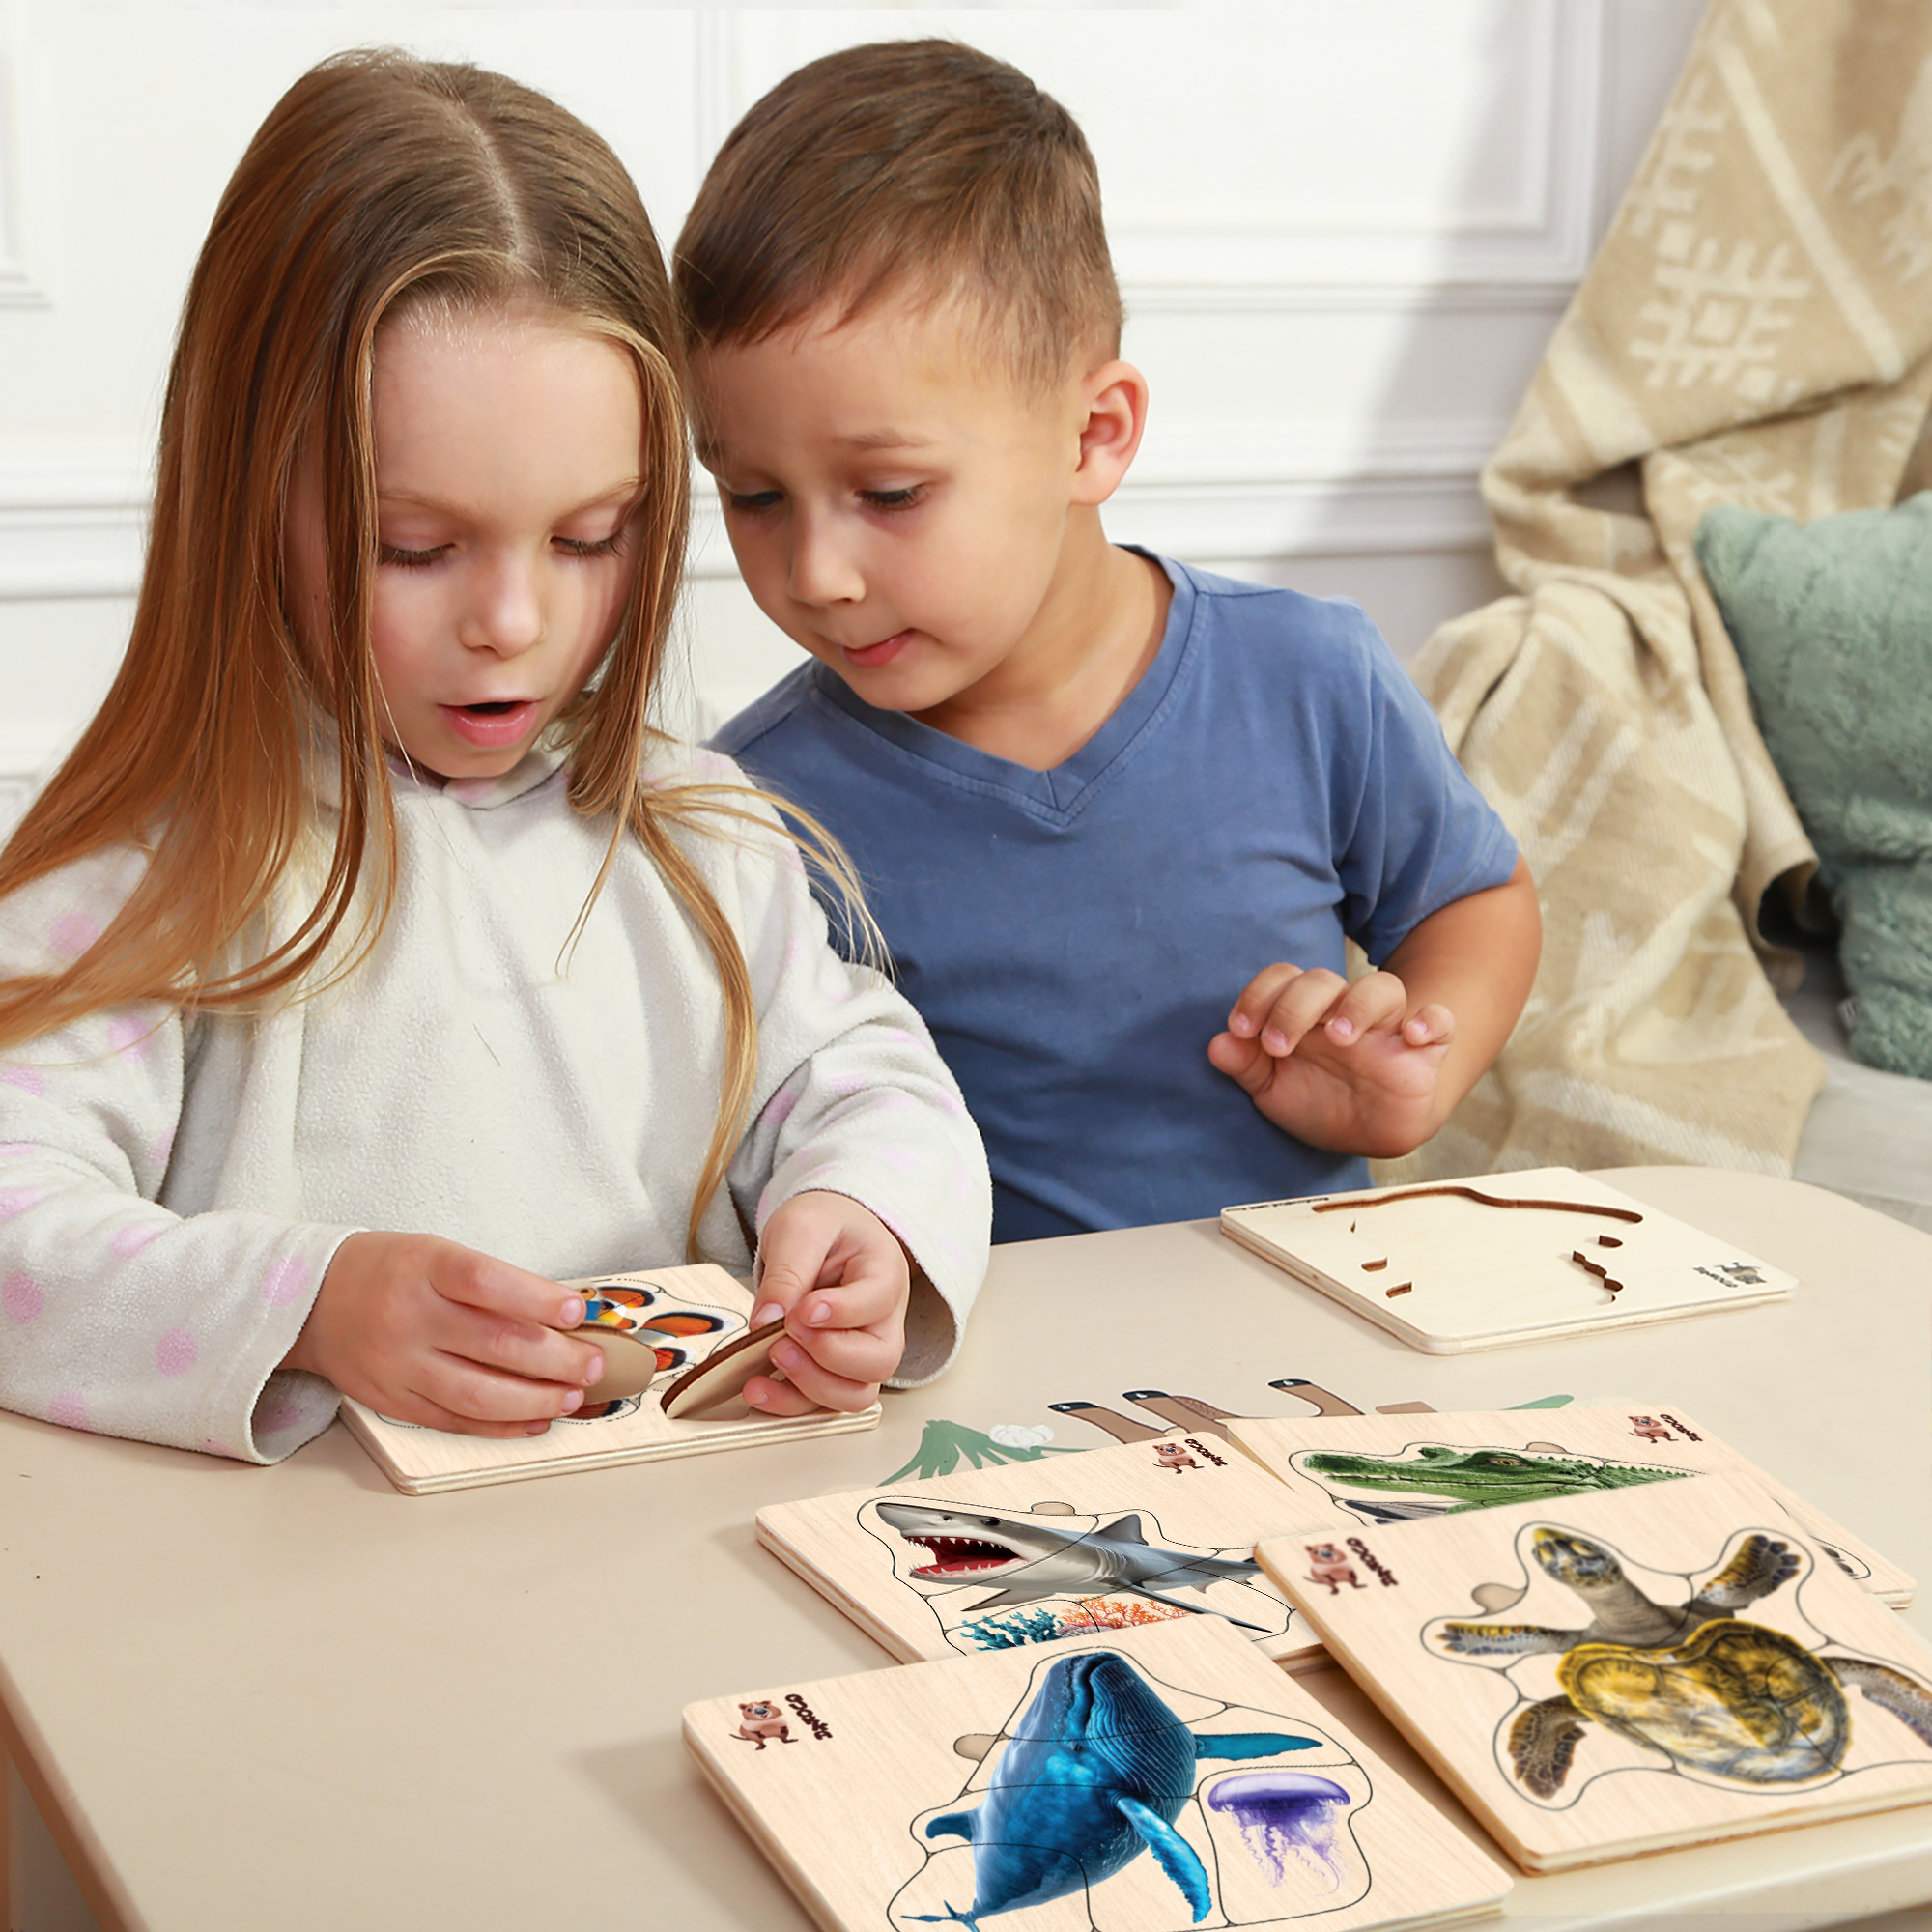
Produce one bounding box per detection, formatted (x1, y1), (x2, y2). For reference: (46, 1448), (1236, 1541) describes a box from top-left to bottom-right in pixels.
(0, 858), (353, 1463)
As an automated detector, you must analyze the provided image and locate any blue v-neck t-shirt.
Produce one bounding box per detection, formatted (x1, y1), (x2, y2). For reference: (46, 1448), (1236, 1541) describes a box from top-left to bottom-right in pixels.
(714, 554), (1518, 1242)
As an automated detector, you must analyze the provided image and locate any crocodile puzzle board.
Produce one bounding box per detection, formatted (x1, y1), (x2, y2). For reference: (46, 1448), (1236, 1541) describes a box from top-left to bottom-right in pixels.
(339, 1264), (878, 1495)
(1226, 1406), (1912, 1607)
(1257, 1472), (1932, 1872)
(1220, 1168), (1794, 1353)
(756, 1435), (1328, 1671)
(684, 1615), (1511, 1932)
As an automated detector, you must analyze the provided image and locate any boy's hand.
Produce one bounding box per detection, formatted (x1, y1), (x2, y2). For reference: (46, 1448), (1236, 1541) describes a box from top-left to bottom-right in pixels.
(1208, 963), (1455, 1158)
(282, 1232), (606, 1436)
(743, 1191), (909, 1417)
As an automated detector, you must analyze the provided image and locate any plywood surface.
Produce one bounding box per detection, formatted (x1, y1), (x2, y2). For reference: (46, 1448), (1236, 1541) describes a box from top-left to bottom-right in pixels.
(758, 1435), (1327, 1672)
(685, 1614), (1512, 1932)
(1221, 1170), (1793, 1353)
(1228, 1406), (1912, 1606)
(1258, 1472), (1932, 1872)
(339, 1263), (879, 1494)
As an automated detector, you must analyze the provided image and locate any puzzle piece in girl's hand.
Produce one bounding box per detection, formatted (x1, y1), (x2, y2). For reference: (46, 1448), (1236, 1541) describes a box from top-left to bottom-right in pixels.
(572, 1323), (665, 1402)
(662, 1316), (787, 1418)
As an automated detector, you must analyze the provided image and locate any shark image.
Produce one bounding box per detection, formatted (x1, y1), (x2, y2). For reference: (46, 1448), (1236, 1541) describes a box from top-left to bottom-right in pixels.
(873, 1500), (1267, 1628)
(906, 1649), (1318, 1929)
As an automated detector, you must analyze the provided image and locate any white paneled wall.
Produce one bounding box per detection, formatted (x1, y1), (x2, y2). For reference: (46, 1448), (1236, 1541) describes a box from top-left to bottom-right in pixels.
(0, 0), (1707, 838)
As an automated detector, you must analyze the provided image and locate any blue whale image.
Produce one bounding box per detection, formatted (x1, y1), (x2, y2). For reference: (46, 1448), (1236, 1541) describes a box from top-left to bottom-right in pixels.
(905, 1649), (1318, 1930)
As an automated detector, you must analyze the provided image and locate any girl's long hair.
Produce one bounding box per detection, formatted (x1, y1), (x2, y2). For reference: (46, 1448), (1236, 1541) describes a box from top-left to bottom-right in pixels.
(0, 50), (794, 1259)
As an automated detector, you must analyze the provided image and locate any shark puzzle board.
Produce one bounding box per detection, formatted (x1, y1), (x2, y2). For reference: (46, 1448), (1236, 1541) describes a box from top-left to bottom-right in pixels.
(685, 1614), (1511, 1932)
(756, 1435), (1328, 1672)
(1256, 1472), (1932, 1872)
(1220, 1168), (1793, 1352)
(1226, 1406), (1912, 1607)
(339, 1263), (879, 1495)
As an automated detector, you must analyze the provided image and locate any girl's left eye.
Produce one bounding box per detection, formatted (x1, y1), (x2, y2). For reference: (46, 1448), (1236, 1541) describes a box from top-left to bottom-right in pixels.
(556, 531), (627, 559)
(860, 486), (924, 513)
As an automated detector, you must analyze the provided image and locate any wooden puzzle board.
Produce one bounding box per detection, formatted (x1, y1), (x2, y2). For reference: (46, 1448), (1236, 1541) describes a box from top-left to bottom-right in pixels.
(757, 1435), (1328, 1672)
(1227, 1406), (1913, 1607)
(1221, 1168), (1793, 1353)
(339, 1263), (879, 1494)
(684, 1614), (1511, 1932)
(1256, 1472), (1932, 1873)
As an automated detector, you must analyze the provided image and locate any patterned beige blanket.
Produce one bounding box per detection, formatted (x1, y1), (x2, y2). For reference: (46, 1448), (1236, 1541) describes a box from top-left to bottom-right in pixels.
(1387, 0), (1932, 1183)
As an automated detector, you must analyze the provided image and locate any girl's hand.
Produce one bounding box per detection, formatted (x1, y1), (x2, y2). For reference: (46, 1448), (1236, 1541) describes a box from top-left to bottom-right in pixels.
(282, 1231), (606, 1435)
(743, 1191), (910, 1417)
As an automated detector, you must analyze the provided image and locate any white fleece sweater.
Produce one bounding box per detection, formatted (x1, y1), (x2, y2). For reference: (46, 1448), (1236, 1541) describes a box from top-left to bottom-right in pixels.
(0, 742), (990, 1463)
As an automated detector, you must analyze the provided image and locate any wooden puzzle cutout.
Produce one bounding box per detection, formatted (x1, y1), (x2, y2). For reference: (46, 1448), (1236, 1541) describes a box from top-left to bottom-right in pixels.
(1257, 1473), (1932, 1870)
(1226, 1406), (1912, 1606)
(1221, 1168), (1793, 1353)
(757, 1435), (1325, 1670)
(683, 1617), (1513, 1931)
(339, 1264), (879, 1493)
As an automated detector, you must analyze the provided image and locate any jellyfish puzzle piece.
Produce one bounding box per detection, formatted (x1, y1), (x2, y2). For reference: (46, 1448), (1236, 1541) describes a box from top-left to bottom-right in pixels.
(1207, 1770), (1353, 1886)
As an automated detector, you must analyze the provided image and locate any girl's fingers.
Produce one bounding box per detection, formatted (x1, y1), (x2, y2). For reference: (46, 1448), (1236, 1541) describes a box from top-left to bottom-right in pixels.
(384, 1388), (576, 1438)
(771, 1322), (899, 1387)
(751, 1344), (881, 1415)
(413, 1353), (594, 1425)
(424, 1247), (604, 1387)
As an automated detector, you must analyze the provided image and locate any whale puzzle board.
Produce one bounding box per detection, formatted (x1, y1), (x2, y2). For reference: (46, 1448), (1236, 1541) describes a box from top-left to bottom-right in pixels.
(338, 1263), (879, 1495)
(1220, 1168), (1793, 1352)
(1227, 1406), (1913, 1607)
(1256, 1471), (1932, 1872)
(756, 1435), (1329, 1671)
(685, 1614), (1511, 1932)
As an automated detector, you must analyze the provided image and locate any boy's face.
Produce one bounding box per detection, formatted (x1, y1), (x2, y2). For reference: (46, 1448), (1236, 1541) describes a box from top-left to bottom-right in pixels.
(691, 298), (1097, 723)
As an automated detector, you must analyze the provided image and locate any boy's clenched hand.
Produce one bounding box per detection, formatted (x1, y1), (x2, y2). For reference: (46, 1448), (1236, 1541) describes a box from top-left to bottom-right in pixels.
(1208, 855), (1541, 1161)
(1208, 963), (1454, 1158)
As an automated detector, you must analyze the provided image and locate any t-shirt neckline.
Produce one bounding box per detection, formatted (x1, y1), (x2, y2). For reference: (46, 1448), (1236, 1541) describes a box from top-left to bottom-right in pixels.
(809, 549), (1197, 814)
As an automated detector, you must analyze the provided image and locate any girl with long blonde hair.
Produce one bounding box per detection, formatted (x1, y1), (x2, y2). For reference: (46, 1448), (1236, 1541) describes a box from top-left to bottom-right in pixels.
(0, 51), (987, 1462)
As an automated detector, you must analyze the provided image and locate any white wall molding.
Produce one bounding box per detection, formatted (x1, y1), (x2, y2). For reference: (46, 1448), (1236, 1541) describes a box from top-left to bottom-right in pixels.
(0, 447), (148, 598)
(714, 2), (1606, 304)
(0, 4), (50, 308)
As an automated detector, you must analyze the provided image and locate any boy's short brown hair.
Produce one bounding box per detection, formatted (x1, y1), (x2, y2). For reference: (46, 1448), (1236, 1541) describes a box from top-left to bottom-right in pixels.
(673, 38), (1122, 392)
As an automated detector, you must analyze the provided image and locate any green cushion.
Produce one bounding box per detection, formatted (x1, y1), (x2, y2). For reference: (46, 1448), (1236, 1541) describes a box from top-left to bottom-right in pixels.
(1695, 493), (1932, 1080)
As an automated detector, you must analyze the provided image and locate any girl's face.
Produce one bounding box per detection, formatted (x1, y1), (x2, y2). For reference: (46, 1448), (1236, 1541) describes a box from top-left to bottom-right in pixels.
(289, 303), (646, 781)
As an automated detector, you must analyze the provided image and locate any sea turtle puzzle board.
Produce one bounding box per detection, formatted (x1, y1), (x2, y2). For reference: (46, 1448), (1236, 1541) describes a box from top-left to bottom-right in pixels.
(1219, 1168), (1793, 1352)
(1254, 1472), (1932, 1872)
(756, 1435), (1329, 1672)
(1225, 1406), (1913, 1607)
(339, 1263), (879, 1495)
(684, 1614), (1511, 1932)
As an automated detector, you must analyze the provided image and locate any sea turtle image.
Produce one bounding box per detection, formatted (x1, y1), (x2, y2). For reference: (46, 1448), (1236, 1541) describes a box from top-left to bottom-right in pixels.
(1435, 1528), (1932, 1797)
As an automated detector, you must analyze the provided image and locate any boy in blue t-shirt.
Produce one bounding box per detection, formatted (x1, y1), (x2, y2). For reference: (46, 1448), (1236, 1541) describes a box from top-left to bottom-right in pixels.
(678, 40), (1540, 1242)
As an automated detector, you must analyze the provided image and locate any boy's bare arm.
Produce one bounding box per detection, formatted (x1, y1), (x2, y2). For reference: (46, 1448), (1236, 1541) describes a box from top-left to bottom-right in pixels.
(1208, 856), (1540, 1160)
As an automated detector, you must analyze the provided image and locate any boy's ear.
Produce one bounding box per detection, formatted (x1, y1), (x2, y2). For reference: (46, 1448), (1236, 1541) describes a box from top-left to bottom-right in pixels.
(1070, 359), (1150, 508)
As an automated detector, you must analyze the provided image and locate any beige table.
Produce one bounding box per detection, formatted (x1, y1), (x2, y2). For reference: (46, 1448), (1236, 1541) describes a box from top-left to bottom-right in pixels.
(4, 1170), (1931, 1931)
